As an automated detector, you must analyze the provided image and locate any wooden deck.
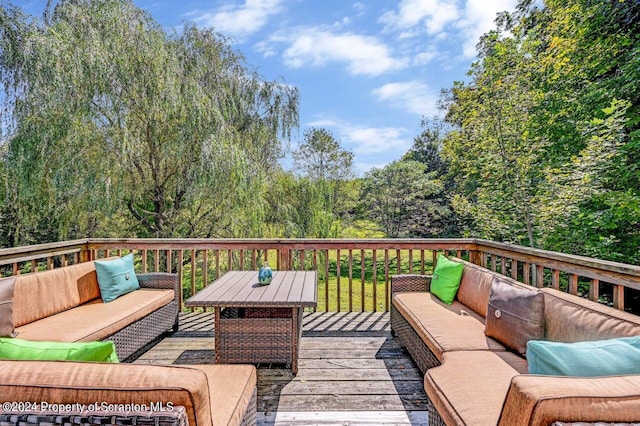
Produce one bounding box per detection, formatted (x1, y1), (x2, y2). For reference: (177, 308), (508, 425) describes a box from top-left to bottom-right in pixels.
(135, 312), (429, 425)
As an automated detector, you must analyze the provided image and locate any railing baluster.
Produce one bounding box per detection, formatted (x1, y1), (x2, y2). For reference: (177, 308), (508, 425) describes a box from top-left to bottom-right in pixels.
(613, 284), (625, 310)
(166, 250), (172, 273)
(372, 249), (378, 312)
(202, 250), (208, 289)
(511, 259), (518, 280)
(536, 265), (544, 288)
(568, 274), (578, 295)
(590, 278), (600, 302)
(360, 249), (365, 313)
(178, 250), (184, 311)
(523, 262), (530, 285)
(154, 250), (159, 272)
(384, 249), (390, 312)
(239, 250), (245, 270)
(552, 269), (560, 290)
(190, 250), (196, 312)
(348, 250), (353, 312)
(420, 250), (425, 275)
(142, 250), (148, 273)
(336, 249), (341, 312)
(324, 249), (329, 312)
(408, 249), (413, 274)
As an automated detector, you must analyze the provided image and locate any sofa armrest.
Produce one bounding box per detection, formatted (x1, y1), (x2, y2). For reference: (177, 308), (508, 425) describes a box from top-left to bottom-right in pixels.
(498, 374), (640, 426)
(391, 274), (431, 294)
(137, 273), (179, 296)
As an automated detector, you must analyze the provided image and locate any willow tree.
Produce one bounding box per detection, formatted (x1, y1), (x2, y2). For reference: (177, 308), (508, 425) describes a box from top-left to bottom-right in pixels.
(0, 0), (298, 243)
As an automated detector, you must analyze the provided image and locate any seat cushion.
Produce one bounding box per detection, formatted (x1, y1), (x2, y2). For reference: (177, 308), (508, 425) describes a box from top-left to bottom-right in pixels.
(425, 350), (528, 426)
(393, 292), (505, 361)
(193, 364), (257, 426)
(15, 289), (173, 342)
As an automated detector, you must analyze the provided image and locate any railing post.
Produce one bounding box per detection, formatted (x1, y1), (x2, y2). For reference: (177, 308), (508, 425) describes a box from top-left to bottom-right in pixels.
(79, 245), (93, 263)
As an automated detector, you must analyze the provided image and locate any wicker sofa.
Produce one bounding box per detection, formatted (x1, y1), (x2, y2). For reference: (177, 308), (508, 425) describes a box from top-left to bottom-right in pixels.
(0, 260), (258, 425)
(10, 259), (179, 361)
(391, 258), (640, 426)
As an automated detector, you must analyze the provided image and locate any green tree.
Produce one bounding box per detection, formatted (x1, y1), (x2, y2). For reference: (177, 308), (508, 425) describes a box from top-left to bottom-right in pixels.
(0, 0), (298, 243)
(292, 127), (355, 229)
(359, 160), (448, 238)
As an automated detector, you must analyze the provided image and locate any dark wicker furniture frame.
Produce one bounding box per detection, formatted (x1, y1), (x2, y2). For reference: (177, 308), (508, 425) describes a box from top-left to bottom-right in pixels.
(390, 273), (445, 426)
(0, 389), (258, 426)
(106, 272), (180, 362)
(185, 270), (317, 374)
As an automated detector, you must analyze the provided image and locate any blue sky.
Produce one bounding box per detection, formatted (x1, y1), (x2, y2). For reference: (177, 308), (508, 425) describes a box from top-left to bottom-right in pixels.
(22, 0), (519, 174)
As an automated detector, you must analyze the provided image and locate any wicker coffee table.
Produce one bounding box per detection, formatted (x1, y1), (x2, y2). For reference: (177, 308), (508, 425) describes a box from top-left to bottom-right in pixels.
(185, 270), (317, 374)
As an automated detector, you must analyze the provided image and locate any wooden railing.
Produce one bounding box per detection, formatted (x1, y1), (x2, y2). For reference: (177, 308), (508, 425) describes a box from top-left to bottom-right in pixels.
(1, 238), (639, 314)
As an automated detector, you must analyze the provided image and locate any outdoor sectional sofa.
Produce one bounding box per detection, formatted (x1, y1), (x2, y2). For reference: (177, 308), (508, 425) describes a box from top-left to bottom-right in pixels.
(391, 257), (640, 426)
(0, 259), (258, 425)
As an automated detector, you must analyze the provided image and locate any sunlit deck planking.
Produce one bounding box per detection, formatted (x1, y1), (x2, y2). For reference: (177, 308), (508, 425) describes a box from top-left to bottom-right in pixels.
(135, 312), (429, 425)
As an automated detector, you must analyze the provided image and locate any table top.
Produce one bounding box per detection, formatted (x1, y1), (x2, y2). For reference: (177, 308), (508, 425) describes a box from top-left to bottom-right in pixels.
(185, 270), (317, 308)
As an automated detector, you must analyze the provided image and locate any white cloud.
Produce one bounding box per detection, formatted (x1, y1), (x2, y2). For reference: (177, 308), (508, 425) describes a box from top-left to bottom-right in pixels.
(380, 0), (519, 58)
(261, 27), (407, 76)
(307, 119), (410, 155)
(191, 0), (284, 41)
(457, 0), (518, 58)
(380, 0), (459, 35)
(372, 81), (438, 116)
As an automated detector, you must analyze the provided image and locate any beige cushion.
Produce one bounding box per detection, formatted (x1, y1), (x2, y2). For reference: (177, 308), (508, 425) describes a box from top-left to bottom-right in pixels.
(498, 374), (640, 425)
(543, 288), (640, 342)
(13, 262), (102, 326)
(199, 364), (257, 426)
(0, 277), (16, 337)
(15, 289), (173, 342)
(0, 361), (256, 426)
(425, 351), (528, 426)
(393, 292), (504, 361)
(485, 277), (544, 356)
(456, 260), (496, 318)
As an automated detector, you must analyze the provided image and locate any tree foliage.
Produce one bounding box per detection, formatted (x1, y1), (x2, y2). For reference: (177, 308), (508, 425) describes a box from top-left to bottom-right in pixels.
(359, 161), (448, 238)
(440, 0), (640, 263)
(0, 0), (298, 243)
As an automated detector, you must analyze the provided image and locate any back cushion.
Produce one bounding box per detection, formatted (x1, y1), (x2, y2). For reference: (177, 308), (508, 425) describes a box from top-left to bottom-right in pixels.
(456, 260), (495, 318)
(13, 261), (101, 327)
(543, 288), (640, 342)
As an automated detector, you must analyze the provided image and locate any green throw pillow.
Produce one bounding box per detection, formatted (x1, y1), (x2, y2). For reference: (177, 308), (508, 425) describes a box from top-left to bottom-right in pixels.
(95, 253), (140, 302)
(430, 254), (464, 304)
(527, 336), (640, 377)
(0, 338), (119, 362)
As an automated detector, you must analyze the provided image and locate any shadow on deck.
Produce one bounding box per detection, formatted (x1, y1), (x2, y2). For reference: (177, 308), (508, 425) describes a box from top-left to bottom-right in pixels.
(135, 312), (429, 425)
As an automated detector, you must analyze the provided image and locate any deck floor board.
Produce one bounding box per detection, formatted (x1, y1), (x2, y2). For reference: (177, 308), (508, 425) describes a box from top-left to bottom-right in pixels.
(135, 312), (429, 425)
